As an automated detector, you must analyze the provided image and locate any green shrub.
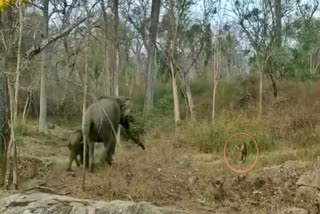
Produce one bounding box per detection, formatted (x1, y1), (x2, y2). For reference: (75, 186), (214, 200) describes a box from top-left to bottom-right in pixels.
(190, 79), (210, 95)
(15, 119), (29, 137)
(154, 94), (173, 114)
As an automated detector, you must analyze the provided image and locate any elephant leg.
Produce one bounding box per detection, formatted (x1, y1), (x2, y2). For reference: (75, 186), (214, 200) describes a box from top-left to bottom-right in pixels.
(100, 144), (108, 164)
(79, 151), (83, 165)
(75, 155), (81, 167)
(88, 142), (95, 173)
(85, 144), (93, 168)
(100, 138), (116, 166)
(106, 140), (116, 165)
(66, 152), (77, 172)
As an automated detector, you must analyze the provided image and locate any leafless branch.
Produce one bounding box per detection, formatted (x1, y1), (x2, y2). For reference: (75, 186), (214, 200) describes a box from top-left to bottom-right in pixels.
(25, 16), (89, 60)
(25, 1), (44, 10)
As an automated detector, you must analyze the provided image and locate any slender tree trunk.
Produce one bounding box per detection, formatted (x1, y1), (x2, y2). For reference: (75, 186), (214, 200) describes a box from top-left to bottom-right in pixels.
(269, 73), (277, 98)
(226, 59), (230, 80)
(275, 0), (282, 48)
(81, 34), (89, 189)
(113, 0), (119, 96)
(144, 0), (161, 113)
(169, 4), (181, 126)
(4, 82), (13, 189)
(0, 9), (14, 174)
(100, 0), (111, 95)
(170, 62), (181, 126)
(212, 84), (217, 125)
(13, 1), (23, 130)
(39, 0), (49, 134)
(22, 96), (29, 121)
(185, 83), (195, 121)
(0, 64), (8, 170)
(11, 2), (24, 190)
(212, 48), (220, 125)
(258, 69), (263, 118)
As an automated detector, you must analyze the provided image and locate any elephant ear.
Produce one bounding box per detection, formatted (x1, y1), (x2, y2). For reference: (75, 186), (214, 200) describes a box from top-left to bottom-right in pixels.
(98, 95), (131, 116)
(119, 97), (131, 117)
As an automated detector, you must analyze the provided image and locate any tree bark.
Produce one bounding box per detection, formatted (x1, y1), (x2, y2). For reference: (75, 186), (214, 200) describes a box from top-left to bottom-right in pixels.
(274, 0), (282, 48)
(4, 81), (14, 189)
(81, 33), (89, 188)
(100, 0), (112, 95)
(170, 62), (181, 126)
(144, 0), (161, 113)
(39, 0), (49, 134)
(185, 83), (195, 121)
(0, 8), (13, 173)
(269, 73), (278, 98)
(212, 48), (221, 125)
(0, 65), (8, 170)
(113, 0), (119, 96)
(259, 69), (263, 118)
(10, 1), (24, 190)
(169, 3), (181, 126)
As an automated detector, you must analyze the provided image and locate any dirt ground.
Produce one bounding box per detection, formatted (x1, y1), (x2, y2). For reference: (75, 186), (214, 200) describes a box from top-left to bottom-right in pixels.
(9, 121), (320, 213)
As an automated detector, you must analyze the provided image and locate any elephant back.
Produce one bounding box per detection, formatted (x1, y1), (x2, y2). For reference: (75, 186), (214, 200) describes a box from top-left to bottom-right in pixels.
(85, 99), (122, 139)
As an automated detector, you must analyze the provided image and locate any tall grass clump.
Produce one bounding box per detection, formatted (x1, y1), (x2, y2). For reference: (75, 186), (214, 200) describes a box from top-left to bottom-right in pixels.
(178, 111), (273, 154)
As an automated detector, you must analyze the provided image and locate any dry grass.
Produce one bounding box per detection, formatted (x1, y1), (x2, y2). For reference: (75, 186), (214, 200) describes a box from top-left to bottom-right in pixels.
(6, 79), (320, 213)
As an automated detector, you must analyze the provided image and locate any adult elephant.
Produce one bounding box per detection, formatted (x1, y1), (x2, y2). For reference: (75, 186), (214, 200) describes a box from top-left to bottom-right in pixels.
(83, 96), (145, 172)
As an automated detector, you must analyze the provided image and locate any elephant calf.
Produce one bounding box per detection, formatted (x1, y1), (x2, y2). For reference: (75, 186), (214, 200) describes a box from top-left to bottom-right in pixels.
(66, 130), (89, 172)
(66, 129), (106, 172)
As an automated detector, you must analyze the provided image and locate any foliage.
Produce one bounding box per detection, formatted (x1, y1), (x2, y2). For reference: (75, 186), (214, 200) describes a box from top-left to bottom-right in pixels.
(14, 119), (29, 137)
(0, 0), (26, 11)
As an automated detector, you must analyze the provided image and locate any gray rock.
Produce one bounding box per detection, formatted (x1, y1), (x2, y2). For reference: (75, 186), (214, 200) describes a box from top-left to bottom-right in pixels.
(215, 206), (239, 214)
(0, 190), (211, 214)
(278, 207), (309, 214)
(297, 169), (320, 189)
(296, 169), (320, 202)
(0, 191), (162, 214)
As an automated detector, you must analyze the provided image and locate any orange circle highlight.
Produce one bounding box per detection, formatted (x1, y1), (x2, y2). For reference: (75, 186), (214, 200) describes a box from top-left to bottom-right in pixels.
(223, 132), (259, 174)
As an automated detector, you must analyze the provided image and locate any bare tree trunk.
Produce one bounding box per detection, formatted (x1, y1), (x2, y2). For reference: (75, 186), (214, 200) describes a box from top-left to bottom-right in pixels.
(212, 83), (217, 125)
(212, 48), (221, 125)
(113, 0), (119, 96)
(169, 4), (181, 126)
(185, 84), (195, 121)
(81, 34), (89, 189)
(100, 0), (111, 95)
(112, 0), (121, 142)
(11, 2), (24, 190)
(144, 0), (161, 113)
(39, 0), (49, 134)
(13, 1), (23, 132)
(170, 62), (181, 126)
(0, 67), (9, 174)
(4, 81), (13, 189)
(0, 8), (14, 174)
(22, 96), (29, 121)
(226, 59), (230, 80)
(0, 72), (7, 168)
(269, 73), (278, 98)
(258, 69), (263, 118)
(275, 0), (282, 48)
